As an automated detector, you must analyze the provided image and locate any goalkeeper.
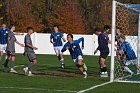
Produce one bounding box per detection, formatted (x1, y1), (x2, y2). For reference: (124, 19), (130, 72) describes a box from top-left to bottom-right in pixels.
(117, 35), (140, 75)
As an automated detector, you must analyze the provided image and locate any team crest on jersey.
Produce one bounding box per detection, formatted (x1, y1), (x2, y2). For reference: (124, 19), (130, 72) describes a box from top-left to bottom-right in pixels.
(72, 45), (76, 51)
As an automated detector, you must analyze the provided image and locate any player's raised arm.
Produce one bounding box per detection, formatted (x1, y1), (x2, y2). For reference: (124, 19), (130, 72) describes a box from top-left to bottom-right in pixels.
(76, 37), (84, 49)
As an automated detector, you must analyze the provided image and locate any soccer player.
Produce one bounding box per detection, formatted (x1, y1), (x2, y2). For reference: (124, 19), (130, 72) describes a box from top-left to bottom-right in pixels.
(50, 25), (66, 69)
(115, 27), (123, 59)
(61, 34), (87, 78)
(118, 35), (140, 75)
(3, 25), (24, 73)
(0, 22), (10, 61)
(23, 27), (38, 76)
(94, 25), (111, 77)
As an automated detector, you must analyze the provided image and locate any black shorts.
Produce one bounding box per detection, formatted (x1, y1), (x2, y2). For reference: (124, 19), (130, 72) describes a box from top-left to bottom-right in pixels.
(100, 53), (109, 59)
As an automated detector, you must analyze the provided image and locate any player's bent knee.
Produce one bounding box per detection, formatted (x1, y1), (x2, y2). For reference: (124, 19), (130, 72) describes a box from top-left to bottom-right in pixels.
(76, 64), (83, 68)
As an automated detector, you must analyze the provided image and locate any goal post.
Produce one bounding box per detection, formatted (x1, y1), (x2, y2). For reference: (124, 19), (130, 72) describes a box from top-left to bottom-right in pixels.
(110, 0), (116, 82)
(110, 0), (140, 83)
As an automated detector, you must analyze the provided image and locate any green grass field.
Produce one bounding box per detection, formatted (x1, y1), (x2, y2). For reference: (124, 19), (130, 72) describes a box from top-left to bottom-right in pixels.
(0, 54), (140, 93)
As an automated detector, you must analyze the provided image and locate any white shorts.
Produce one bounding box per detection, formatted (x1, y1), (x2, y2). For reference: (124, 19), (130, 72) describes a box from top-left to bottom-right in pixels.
(54, 46), (63, 56)
(125, 59), (138, 66)
(0, 44), (7, 51)
(73, 55), (83, 64)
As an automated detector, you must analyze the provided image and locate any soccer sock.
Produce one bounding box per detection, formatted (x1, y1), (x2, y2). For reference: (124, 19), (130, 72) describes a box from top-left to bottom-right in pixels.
(103, 67), (107, 72)
(28, 63), (33, 71)
(60, 59), (64, 64)
(11, 61), (15, 69)
(4, 59), (9, 68)
(124, 66), (133, 74)
(100, 68), (104, 72)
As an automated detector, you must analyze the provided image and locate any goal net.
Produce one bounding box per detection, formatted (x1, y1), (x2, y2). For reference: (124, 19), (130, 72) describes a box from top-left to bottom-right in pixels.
(111, 1), (140, 83)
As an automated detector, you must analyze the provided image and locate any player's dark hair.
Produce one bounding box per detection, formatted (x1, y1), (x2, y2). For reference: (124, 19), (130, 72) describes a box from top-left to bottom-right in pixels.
(1, 21), (7, 25)
(53, 25), (59, 29)
(104, 25), (110, 30)
(67, 34), (73, 39)
(10, 24), (15, 29)
(119, 34), (126, 40)
(27, 27), (34, 32)
(94, 27), (101, 32)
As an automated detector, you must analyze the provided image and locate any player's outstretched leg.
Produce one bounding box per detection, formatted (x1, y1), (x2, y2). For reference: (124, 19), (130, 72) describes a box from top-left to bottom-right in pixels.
(76, 59), (88, 78)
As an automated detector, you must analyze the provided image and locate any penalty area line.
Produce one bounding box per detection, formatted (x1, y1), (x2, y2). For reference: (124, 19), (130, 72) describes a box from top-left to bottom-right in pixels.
(0, 87), (77, 93)
(77, 81), (112, 93)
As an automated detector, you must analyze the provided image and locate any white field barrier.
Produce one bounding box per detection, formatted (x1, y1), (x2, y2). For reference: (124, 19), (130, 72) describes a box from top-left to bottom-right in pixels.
(15, 33), (136, 56)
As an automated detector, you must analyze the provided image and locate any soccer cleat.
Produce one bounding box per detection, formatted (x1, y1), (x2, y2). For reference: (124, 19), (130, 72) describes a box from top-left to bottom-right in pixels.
(23, 67), (28, 75)
(100, 72), (108, 77)
(10, 69), (18, 73)
(84, 74), (88, 79)
(83, 63), (87, 71)
(28, 71), (34, 76)
(61, 64), (65, 69)
(28, 73), (34, 76)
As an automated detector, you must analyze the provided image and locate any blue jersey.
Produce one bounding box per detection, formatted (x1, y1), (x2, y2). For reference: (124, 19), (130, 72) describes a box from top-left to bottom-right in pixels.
(120, 41), (136, 60)
(61, 37), (84, 59)
(50, 32), (64, 47)
(97, 33), (109, 54)
(0, 28), (10, 44)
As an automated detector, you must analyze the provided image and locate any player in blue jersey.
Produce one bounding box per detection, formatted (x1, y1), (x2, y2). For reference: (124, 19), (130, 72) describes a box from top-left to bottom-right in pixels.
(61, 34), (87, 78)
(50, 25), (66, 69)
(118, 35), (140, 75)
(0, 22), (10, 62)
(94, 25), (111, 77)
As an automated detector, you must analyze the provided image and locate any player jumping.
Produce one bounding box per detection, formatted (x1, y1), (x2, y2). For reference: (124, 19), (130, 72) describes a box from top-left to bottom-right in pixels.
(61, 34), (87, 78)
(23, 27), (38, 76)
(50, 25), (66, 69)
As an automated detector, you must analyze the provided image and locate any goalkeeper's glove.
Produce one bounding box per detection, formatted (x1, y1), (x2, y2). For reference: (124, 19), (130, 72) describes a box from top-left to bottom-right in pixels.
(94, 49), (98, 55)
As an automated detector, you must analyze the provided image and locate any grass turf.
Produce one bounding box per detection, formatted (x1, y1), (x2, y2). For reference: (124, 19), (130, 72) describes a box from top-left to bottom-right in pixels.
(0, 54), (139, 93)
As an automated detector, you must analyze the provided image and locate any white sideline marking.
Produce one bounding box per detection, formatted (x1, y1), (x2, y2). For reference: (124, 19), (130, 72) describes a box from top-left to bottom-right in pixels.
(0, 87), (77, 93)
(77, 81), (112, 93)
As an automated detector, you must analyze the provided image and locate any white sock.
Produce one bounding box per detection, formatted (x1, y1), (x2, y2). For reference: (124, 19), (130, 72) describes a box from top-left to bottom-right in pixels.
(60, 59), (64, 64)
(124, 66), (133, 74)
(83, 71), (87, 75)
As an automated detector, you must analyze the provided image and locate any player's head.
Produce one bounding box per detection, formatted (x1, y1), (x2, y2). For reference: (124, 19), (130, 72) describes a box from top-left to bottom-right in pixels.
(1, 22), (7, 29)
(67, 34), (73, 42)
(53, 25), (59, 32)
(104, 25), (110, 33)
(27, 27), (34, 35)
(119, 34), (126, 43)
(94, 27), (101, 35)
(116, 27), (122, 35)
(10, 24), (15, 32)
